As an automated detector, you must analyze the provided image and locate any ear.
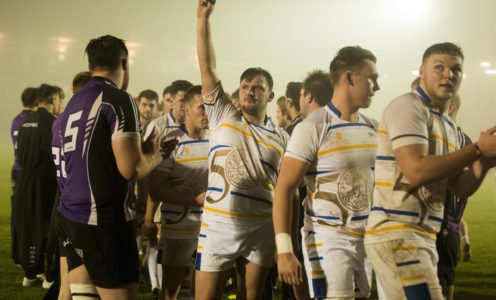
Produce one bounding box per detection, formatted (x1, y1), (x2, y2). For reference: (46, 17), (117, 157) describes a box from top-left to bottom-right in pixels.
(346, 71), (354, 86)
(267, 91), (275, 102)
(419, 65), (424, 78)
(121, 58), (127, 71)
(306, 92), (313, 104)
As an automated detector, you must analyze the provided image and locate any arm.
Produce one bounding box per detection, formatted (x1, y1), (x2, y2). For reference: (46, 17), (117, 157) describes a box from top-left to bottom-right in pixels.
(112, 136), (161, 180)
(460, 216), (472, 261)
(144, 195), (160, 245)
(273, 156), (309, 286)
(448, 158), (495, 198)
(394, 126), (496, 187)
(148, 170), (205, 207)
(197, 0), (219, 94)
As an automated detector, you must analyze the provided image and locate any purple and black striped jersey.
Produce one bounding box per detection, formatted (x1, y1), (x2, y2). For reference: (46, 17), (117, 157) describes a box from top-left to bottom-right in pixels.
(10, 110), (32, 171)
(56, 77), (140, 226)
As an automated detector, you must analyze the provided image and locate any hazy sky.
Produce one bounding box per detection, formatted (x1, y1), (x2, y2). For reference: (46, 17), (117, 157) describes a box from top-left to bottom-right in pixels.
(1, 0), (495, 151)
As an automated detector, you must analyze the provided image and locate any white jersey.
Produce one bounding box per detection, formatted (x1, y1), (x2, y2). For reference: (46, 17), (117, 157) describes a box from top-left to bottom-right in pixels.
(285, 103), (378, 239)
(155, 127), (209, 239)
(143, 110), (181, 141)
(365, 88), (458, 244)
(203, 83), (289, 225)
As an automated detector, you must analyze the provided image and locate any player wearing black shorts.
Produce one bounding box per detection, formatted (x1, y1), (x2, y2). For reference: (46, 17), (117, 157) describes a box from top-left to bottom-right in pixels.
(13, 84), (60, 286)
(53, 35), (175, 300)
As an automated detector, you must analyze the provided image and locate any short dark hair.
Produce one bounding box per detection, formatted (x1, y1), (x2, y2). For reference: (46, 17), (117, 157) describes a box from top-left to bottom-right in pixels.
(240, 67), (274, 91)
(55, 86), (65, 100)
(422, 42), (464, 62)
(231, 89), (240, 100)
(285, 82), (303, 111)
(329, 46), (377, 87)
(85, 35), (128, 72)
(21, 87), (38, 108)
(184, 85), (203, 105)
(72, 71), (92, 94)
(170, 80), (193, 97)
(162, 85), (172, 97)
(303, 70), (333, 107)
(37, 84), (58, 105)
(138, 89), (159, 102)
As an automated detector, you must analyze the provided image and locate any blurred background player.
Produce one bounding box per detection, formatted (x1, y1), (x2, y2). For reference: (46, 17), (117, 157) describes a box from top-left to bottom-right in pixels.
(436, 94), (473, 300)
(275, 96), (292, 130)
(161, 85), (173, 115)
(230, 88), (241, 111)
(146, 85), (209, 300)
(13, 83), (60, 286)
(284, 82), (303, 135)
(71, 71), (92, 94)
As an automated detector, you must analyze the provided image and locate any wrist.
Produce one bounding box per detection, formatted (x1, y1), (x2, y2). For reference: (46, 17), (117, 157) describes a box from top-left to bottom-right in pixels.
(276, 233), (293, 255)
(473, 143), (481, 158)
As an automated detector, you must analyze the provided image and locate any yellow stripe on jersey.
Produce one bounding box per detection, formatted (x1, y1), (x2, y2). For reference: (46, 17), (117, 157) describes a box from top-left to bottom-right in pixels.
(394, 245), (416, 252)
(262, 182), (275, 191)
(430, 133), (456, 150)
(204, 95), (218, 104)
(365, 225), (436, 238)
(201, 223), (209, 228)
(307, 243), (323, 248)
(175, 156), (208, 164)
(400, 275), (425, 283)
(219, 122), (284, 156)
(197, 245), (204, 249)
(204, 206), (272, 219)
(317, 143), (378, 156)
(375, 181), (393, 187)
(311, 270), (324, 276)
(378, 129), (388, 135)
(163, 226), (201, 233)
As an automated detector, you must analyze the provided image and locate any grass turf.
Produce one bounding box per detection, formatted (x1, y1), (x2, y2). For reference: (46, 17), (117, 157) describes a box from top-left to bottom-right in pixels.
(0, 147), (495, 299)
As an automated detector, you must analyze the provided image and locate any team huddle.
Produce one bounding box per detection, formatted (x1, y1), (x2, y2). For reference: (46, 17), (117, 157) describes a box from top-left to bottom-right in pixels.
(9, 1), (496, 300)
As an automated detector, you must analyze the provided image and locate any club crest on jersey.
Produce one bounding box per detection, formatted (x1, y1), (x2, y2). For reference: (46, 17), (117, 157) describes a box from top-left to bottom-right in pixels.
(225, 148), (257, 189)
(336, 165), (373, 212)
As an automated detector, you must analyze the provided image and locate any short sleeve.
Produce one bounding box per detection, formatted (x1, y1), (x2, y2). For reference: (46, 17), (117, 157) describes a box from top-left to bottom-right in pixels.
(284, 119), (319, 164)
(384, 96), (429, 150)
(103, 90), (140, 140)
(203, 83), (237, 129)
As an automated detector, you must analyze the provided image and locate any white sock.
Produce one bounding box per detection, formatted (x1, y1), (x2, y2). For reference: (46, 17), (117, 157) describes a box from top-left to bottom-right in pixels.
(148, 246), (159, 290)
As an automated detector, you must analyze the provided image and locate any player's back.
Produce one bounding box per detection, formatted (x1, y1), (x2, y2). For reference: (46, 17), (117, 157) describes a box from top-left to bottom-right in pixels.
(57, 76), (139, 226)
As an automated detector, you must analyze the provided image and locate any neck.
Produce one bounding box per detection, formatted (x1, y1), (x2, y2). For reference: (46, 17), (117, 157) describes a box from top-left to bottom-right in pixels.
(37, 103), (53, 114)
(418, 83), (445, 112)
(23, 107), (35, 111)
(243, 110), (266, 125)
(91, 70), (120, 88)
(185, 122), (204, 140)
(288, 107), (299, 121)
(330, 89), (359, 122)
(171, 109), (182, 125)
(140, 116), (148, 125)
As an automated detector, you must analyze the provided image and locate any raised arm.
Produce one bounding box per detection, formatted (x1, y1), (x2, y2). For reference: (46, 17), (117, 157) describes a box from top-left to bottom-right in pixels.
(197, 0), (219, 94)
(148, 170), (205, 207)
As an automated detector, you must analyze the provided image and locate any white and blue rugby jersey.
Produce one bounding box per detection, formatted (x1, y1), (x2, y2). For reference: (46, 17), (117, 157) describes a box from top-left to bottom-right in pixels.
(285, 102), (378, 239)
(155, 127), (209, 239)
(203, 83), (289, 225)
(365, 87), (458, 243)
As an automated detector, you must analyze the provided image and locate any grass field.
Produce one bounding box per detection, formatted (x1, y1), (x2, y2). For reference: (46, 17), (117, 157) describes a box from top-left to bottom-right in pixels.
(0, 147), (495, 299)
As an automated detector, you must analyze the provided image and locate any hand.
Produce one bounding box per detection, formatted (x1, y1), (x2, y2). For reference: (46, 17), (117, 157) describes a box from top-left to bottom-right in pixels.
(160, 138), (178, 159)
(195, 192), (206, 206)
(462, 239), (472, 262)
(476, 125), (496, 158)
(197, 0), (215, 19)
(277, 252), (303, 286)
(143, 218), (158, 246)
(142, 127), (158, 155)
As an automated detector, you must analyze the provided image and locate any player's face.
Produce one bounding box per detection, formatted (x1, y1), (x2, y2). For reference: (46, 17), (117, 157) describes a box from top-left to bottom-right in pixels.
(172, 91), (186, 122)
(299, 88), (312, 118)
(350, 59), (379, 109)
(276, 105), (286, 128)
(239, 75), (272, 115)
(138, 97), (157, 121)
(186, 95), (208, 130)
(420, 53), (463, 104)
(162, 92), (172, 114)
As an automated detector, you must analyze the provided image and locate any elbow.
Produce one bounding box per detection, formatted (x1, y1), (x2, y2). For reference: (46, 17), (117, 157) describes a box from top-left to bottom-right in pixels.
(402, 171), (428, 188)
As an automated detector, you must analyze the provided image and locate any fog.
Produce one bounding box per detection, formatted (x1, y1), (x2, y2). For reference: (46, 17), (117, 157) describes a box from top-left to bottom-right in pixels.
(1, 0), (495, 150)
